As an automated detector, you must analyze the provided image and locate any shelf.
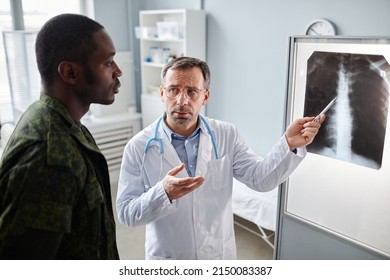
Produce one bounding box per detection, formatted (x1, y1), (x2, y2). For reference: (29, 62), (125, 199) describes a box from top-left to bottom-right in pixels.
(139, 9), (206, 126)
(141, 37), (184, 43)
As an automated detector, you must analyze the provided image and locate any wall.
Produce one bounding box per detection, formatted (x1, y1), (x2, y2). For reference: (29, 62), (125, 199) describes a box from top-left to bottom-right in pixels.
(94, 0), (131, 51)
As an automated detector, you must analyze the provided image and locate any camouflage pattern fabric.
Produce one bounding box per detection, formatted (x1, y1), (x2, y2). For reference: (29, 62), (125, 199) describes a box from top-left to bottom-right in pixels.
(0, 94), (119, 259)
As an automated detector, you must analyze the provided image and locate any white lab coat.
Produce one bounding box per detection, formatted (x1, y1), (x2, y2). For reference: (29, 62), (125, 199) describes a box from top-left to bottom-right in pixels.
(116, 115), (305, 260)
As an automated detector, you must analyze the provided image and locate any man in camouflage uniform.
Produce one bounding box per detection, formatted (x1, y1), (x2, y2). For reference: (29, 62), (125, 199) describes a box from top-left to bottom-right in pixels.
(0, 14), (122, 259)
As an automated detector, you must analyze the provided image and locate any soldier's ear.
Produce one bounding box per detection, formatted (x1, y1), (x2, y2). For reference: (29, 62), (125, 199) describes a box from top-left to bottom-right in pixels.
(58, 61), (81, 85)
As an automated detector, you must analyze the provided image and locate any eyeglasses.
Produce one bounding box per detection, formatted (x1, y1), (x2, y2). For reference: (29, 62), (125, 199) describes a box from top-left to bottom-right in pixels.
(162, 86), (207, 101)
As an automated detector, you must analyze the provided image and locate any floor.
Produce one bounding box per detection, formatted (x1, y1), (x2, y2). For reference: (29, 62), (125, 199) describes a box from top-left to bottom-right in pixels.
(111, 182), (274, 260)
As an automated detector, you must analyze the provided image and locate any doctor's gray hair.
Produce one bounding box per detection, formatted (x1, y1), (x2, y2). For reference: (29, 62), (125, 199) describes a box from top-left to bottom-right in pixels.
(160, 57), (210, 89)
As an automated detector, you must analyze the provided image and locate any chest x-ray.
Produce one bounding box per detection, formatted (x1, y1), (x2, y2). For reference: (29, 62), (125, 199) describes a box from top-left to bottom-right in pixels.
(304, 51), (390, 170)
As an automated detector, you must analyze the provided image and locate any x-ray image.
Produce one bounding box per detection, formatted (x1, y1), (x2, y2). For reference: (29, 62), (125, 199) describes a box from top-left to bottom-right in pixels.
(304, 51), (390, 169)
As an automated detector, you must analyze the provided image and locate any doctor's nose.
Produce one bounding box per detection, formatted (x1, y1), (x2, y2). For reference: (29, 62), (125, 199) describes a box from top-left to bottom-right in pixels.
(176, 91), (189, 106)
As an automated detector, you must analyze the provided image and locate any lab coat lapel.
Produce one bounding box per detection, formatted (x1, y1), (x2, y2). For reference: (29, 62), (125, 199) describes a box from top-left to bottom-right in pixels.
(158, 125), (183, 169)
(196, 129), (213, 176)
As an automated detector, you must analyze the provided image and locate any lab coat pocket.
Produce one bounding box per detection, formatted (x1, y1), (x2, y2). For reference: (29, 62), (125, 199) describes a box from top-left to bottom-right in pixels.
(207, 155), (232, 190)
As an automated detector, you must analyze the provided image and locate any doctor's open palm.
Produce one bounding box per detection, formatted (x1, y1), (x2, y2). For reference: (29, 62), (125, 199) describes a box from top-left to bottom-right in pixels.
(163, 163), (205, 200)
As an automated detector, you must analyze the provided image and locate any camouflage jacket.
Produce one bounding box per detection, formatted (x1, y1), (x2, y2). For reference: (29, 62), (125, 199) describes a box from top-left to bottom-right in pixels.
(0, 94), (119, 259)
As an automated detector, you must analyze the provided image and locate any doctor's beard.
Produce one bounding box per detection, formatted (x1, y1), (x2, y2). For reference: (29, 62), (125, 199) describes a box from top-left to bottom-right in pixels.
(168, 106), (195, 126)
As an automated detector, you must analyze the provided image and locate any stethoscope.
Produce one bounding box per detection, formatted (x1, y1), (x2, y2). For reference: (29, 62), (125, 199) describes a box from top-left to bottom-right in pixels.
(140, 115), (219, 189)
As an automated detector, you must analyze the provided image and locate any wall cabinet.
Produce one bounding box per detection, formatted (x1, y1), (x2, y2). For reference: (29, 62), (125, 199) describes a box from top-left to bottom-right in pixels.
(138, 9), (206, 127)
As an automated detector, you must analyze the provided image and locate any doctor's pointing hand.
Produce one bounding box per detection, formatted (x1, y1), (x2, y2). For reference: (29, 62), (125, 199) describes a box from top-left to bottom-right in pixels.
(116, 56), (324, 260)
(285, 115), (325, 151)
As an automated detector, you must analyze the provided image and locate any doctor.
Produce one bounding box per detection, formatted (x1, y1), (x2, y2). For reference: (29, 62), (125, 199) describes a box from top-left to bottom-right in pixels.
(117, 57), (324, 260)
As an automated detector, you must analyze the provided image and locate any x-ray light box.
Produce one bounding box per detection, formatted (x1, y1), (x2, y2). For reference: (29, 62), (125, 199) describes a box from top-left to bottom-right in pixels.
(282, 36), (390, 258)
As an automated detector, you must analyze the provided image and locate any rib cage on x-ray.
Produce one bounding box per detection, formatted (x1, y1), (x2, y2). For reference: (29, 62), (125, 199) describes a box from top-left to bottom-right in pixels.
(304, 51), (390, 169)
